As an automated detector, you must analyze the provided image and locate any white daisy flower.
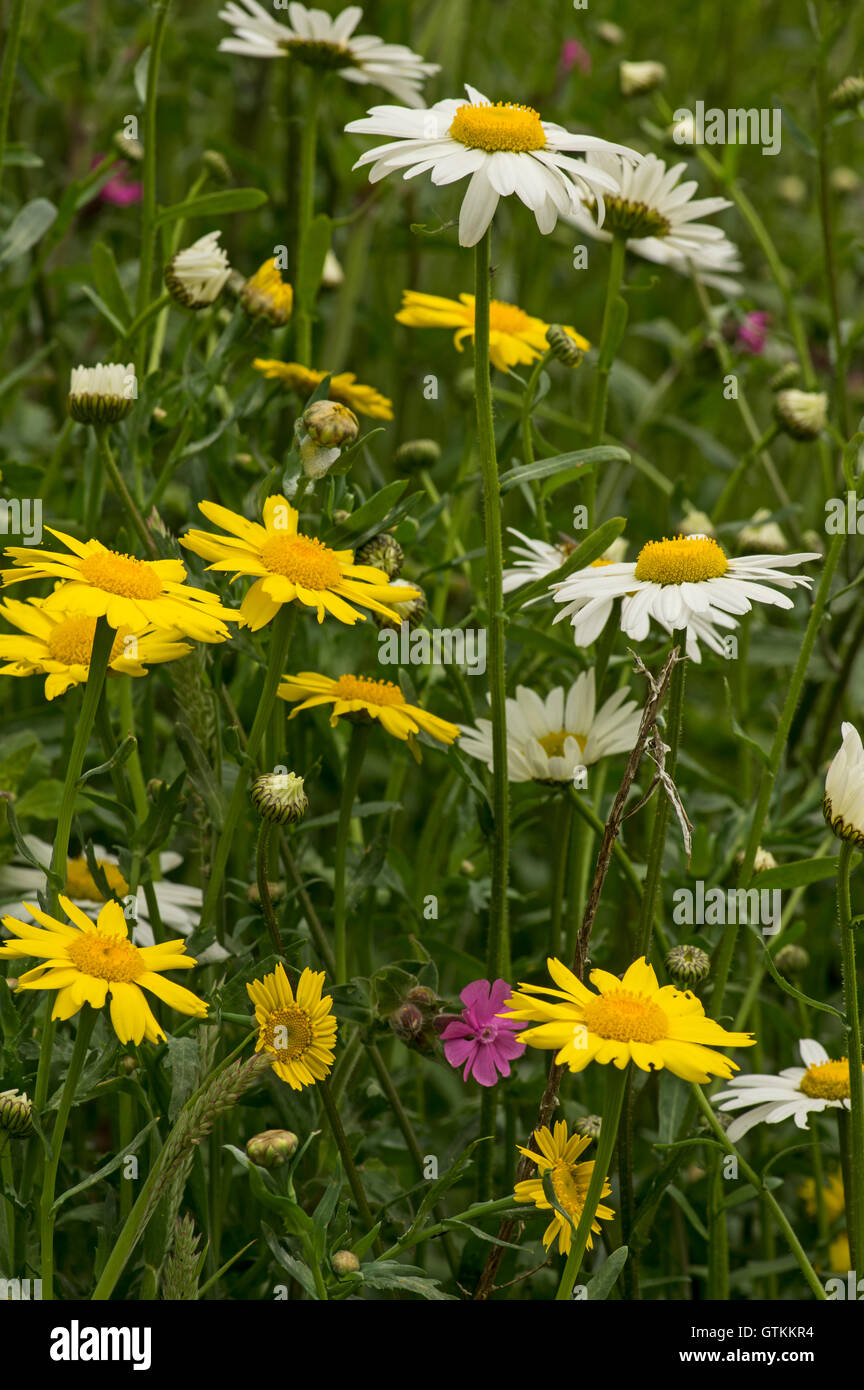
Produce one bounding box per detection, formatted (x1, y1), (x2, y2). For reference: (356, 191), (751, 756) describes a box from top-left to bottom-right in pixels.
(714, 1039), (854, 1141)
(551, 534), (820, 661)
(458, 669), (641, 784)
(68, 362), (136, 425)
(566, 150), (742, 293)
(0, 837), (227, 960)
(219, 2), (438, 107)
(345, 84), (639, 247)
(164, 230), (231, 309)
(502, 529), (627, 595)
(824, 722), (864, 847)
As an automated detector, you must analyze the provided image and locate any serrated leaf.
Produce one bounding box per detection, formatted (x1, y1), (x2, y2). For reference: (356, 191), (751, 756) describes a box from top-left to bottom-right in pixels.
(155, 188), (268, 227)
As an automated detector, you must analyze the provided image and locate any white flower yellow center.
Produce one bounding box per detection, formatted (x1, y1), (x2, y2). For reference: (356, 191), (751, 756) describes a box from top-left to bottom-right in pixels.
(583, 989), (668, 1043)
(634, 535), (729, 586)
(68, 932), (143, 983)
(263, 1006), (313, 1060)
(538, 730), (587, 759)
(800, 1059), (850, 1101)
(78, 551), (163, 600)
(449, 102), (547, 153)
(260, 533), (342, 589)
(46, 615), (126, 667)
(65, 857), (129, 903)
(333, 674), (405, 707)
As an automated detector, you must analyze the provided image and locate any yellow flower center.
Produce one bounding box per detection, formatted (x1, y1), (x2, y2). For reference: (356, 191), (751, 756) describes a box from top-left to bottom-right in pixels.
(46, 615), (127, 667)
(260, 533), (343, 589)
(333, 674), (405, 707)
(450, 102), (547, 153)
(65, 857), (129, 903)
(602, 195), (672, 239)
(583, 989), (669, 1043)
(488, 299), (533, 335)
(262, 1005), (313, 1060)
(78, 551), (163, 600)
(550, 1158), (589, 1219)
(800, 1058), (850, 1101)
(67, 931), (143, 982)
(634, 535), (729, 586)
(538, 730), (587, 759)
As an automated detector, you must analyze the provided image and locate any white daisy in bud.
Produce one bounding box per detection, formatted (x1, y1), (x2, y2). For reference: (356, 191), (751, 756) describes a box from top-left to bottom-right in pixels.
(566, 151), (742, 293)
(619, 61), (667, 96)
(219, 2), (438, 107)
(551, 534), (820, 660)
(824, 722), (864, 847)
(164, 230), (231, 309)
(346, 84), (638, 247)
(458, 669), (641, 784)
(68, 363), (136, 425)
(714, 1039), (856, 1141)
(502, 530), (626, 596)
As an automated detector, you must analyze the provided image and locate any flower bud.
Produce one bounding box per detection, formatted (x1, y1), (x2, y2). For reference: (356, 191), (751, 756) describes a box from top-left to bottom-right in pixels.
(769, 362), (800, 392)
(203, 150), (232, 183)
(776, 175), (806, 207)
(68, 362), (136, 425)
(774, 389), (827, 442)
(678, 506), (715, 539)
(355, 533), (404, 580)
(331, 1250), (360, 1276)
(389, 1002), (424, 1043)
(737, 511), (787, 555)
(246, 1128), (299, 1168)
(112, 130), (144, 162)
(241, 259), (293, 326)
(775, 943), (810, 975)
(830, 166), (861, 197)
(619, 60), (667, 96)
(251, 771), (308, 825)
(829, 75), (864, 110)
(572, 1114), (602, 1139)
(373, 588), (427, 633)
(164, 231), (231, 309)
(596, 21), (624, 45)
(394, 438), (441, 473)
(301, 400), (359, 451)
(321, 249), (344, 288)
(0, 1088), (33, 1137)
(665, 944), (711, 988)
(545, 323), (587, 368)
(824, 722), (864, 848)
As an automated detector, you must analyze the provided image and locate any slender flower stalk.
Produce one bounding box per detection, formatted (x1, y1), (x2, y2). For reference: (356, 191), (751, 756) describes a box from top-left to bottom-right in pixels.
(294, 80), (322, 365)
(555, 1061), (628, 1299)
(636, 632), (687, 957)
(136, 0), (173, 364)
(334, 722), (370, 982)
(474, 227), (510, 983)
(585, 231), (627, 529)
(836, 841), (864, 1265)
(40, 1008), (96, 1299)
(0, 0), (25, 204)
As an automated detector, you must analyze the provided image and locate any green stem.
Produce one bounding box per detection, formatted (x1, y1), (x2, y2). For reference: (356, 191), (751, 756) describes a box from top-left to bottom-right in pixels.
(49, 618), (115, 912)
(256, 821), (282, 958)
(40, 1008), (96, 1299)
(94, 427), (156, 558)
(0, 0), (26, 204)
(586, 232), (627, 530)
(318, 1078), (378, 1242)
(837, 1110), (856, 1271)
(136, 0), (173, 365)
(691, 1083), (826, 1299)
(837, 840), (864, 1265)
(520, 349), (552, 540)
(712, 424), (781, 524)
(636, 632), (687, 958)
(294, 79), (322, 366)
(334, 722), (371, 983)
(474, 226), (510, 982)
(199, 606), (294, 936)
(550, 796), (574, 955)
(555, 1062), (629, 1300)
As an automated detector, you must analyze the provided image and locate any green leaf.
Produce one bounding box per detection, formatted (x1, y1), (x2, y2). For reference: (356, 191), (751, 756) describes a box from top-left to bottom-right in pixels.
(77, 736), (137, 785)
(723, 678), (771, 768)
(52, 1120), (159, 1213)
(296, 212), (332, 309)
(360, 1264), (456, 1299)
(134, 47), (150, 105)
(0, 199), (58, 270)
(585, 1244), (629, 1300)
(77, 285), (129, 337)
(174, 722), (226, 828)
(262, 1228), (319, 1298)
(325, 481), (409, 546)
(499, 445), (628, 494)
(155, 188), (268, 227)
(506, 515), (626, 611)
(91, 241), (131, 326)
(165, 1036), (199, 1121)
(751, 857), (841, 890)
(658, 1070), (690, 1145)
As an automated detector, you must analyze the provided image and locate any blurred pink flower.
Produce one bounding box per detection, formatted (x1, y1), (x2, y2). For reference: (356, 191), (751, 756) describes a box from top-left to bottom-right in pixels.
(737, 311), (770, 355)
(559, 39), (592, 77)
(90, 156), (142, 206)
(441, 978), (526, 1087)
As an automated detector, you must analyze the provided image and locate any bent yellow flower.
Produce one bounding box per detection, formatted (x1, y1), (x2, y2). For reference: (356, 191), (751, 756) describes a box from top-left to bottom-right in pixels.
(181, 495), (419, 630)
(241, 258), (294, 325)
(247, 962), (337, 1090)
(502, 955), (755, 1082)
(395, 290), (588, 373)
(2, 531), (237, 643)
(253, 360), (393, 419)
(0, 596), (192, 699)
(514, 1120), (613, 1256)
(0, 897), (207, 1044)
(279, 670), (460, 745)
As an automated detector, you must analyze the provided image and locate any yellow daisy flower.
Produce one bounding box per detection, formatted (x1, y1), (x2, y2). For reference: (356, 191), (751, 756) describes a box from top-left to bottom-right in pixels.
(241, 258), (294, 326)
(181, 495), (419, 631)
(0, 596), (192, 700)
(2, 531), (237, 643)
(0, 896), (207, 1044)
(829, 1231), (851, 1273)
(247, 962), (337, 1091)
(501, 955), (755, 1082)
(799, 1169), (845, 1225)
(278, 670), (460, 745)
(514, 1120), (614, 1256)
(395, 290), (589, 373)
(252, 360), (393, 420)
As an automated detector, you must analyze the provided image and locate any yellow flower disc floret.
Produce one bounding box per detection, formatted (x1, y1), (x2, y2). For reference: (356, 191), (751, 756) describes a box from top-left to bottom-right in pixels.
(333, 674), (405, 706)
(582, 989), (669, 1044)
(800, 1058), (850, 1101)
(634, 535), (729, 586)
(46, 616), (126, 667)
(78, 551), (164, 599)
(260, 533), (343, 589)
(450, 101), (547, 153)
(67, 932), (143, 983)
(538, 730), (586, 759)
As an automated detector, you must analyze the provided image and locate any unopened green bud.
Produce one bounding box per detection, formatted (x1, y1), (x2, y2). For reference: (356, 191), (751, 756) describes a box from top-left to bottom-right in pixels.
(203, 150), (232, 183)
(829, 75), (864, 109)
(301, 400), (359, 451)
(774, 943), (810, 975)
(246, 1129), (299, 1168)
(0, 1088), (33, 1137)
(572, 1114), (602, 1139)
(373, 588), (427, 632)
(394, 438), (441, 473)
(250, 771), (308, 825)
(355, 533), (404, 579)
(665, 944), (711, 988)
(546, 324), (587, 368)
(769, 362), (800, 392)
(774, 389), (828, 442)
(331, 1250), (360, 1276)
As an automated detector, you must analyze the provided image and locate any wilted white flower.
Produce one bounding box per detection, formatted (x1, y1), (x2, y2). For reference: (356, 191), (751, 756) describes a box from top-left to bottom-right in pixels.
(165, 230), (231, 308)
(824, 722), (864, 847)
(619, 61), (667, 96)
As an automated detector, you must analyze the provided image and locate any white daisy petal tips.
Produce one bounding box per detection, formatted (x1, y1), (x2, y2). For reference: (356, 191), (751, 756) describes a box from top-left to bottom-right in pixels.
(346, 85), (640, 246)
(458, 669), (641, 784)
(824, 722), (864, 847)
(714, 1039), (854, 1142)
(218, 1), (438, 107)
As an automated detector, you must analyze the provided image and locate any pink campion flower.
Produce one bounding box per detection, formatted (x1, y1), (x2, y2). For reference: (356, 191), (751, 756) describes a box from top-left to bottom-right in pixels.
(90, 156), (142, 206)
(737, 311), (771, 355)
(559, 38), (592, 76)
(440, 979), (526, 1087)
